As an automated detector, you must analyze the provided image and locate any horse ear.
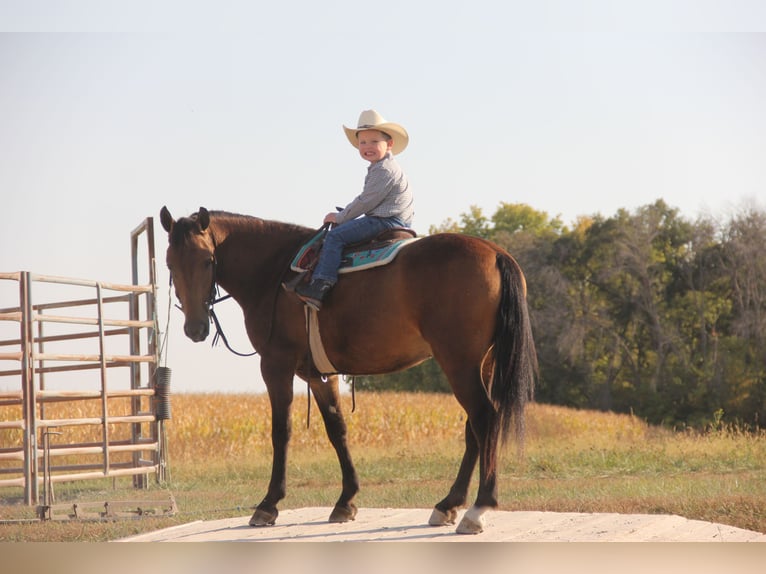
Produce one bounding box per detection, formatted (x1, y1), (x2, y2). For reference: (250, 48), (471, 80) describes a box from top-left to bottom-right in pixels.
(198, 207), (210, 231)
(160, 206), (174, 232)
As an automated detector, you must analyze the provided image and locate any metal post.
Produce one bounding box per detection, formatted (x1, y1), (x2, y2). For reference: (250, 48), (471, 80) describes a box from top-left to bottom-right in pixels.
(96, 283), (111, 477)
(19, 272), (32, 505)
(129, 217), (158, 488)
(20, 272), (39, 505)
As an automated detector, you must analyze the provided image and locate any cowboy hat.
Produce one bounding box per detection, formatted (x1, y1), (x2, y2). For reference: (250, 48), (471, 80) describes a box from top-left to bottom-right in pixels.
(343, 109), (409, 155)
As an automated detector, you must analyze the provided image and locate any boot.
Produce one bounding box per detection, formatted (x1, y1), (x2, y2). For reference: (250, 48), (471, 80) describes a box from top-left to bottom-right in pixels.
(295, 278), (334, 311)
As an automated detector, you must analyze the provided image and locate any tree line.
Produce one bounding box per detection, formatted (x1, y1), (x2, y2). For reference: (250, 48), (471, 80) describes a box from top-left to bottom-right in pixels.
(356, 199), (766, 429)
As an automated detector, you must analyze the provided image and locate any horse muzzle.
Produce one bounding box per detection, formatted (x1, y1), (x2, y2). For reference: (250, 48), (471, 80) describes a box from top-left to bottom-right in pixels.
(184, 318), (210, 342)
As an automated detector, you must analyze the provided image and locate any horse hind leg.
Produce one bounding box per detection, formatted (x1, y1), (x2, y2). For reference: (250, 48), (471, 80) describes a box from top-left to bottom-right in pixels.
(429, 419), (478, 526)
(309, 375), (360, 523)
(456, 399), (500, 534)
(431, 410), (497, 535)
(431, 359), (499, 535)
(458, 358), (501, 534)
(430, 351), (497, 527)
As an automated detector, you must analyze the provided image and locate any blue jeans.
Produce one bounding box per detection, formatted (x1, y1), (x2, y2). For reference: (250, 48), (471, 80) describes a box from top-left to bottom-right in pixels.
(312, 216), (407, 284)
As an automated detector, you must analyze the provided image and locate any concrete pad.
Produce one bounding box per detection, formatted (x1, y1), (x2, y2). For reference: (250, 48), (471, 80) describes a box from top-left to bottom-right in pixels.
(119, 507), (766, 542)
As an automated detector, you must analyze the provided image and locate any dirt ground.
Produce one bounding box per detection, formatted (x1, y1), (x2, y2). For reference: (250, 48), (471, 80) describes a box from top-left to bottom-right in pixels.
(119, 507), (766, 542)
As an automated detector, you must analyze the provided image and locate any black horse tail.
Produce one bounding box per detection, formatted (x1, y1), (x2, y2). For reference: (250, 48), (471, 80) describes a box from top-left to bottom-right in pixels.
(491, 252), (538, 453)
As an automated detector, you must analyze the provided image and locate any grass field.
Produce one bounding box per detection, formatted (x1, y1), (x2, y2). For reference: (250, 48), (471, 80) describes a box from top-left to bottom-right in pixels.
(1, 392), (765, 541)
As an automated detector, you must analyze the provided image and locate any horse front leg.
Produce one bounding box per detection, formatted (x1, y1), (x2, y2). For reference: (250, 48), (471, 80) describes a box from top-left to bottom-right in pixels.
(249, 371), (294, 527)
(309, 375), (359, 523)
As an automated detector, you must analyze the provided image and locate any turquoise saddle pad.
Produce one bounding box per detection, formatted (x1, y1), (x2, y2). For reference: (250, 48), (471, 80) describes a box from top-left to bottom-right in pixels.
(290, 229), (420, 275)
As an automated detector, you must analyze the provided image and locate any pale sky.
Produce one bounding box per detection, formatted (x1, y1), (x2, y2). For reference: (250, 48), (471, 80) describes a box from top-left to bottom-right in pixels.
(1, 1), (765, 393)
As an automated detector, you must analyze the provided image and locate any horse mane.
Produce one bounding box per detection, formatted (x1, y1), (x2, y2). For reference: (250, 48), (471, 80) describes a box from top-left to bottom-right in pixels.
(169, 209), (312, 247)
(210, 211), (311, 234)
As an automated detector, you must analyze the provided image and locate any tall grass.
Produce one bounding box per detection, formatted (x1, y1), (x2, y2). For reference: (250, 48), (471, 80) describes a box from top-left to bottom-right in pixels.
(1, 392), (764, 541)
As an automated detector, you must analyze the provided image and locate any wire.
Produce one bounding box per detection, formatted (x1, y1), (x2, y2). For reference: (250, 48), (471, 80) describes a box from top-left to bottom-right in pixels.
(158, 280), (172, 368)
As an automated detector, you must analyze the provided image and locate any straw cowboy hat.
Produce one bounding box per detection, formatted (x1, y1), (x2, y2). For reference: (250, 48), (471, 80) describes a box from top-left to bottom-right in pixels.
(343, 109), (409, 155)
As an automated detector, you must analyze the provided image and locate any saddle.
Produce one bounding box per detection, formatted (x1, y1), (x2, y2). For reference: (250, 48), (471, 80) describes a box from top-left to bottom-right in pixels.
(283, 226), (419, 293)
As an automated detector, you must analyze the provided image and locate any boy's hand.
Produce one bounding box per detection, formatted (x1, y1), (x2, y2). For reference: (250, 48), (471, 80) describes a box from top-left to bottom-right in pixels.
(323, 212), (338, 224)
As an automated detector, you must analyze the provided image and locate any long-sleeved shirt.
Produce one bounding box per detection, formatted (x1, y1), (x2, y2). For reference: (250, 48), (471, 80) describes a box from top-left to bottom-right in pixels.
(334, 152), (414, 226)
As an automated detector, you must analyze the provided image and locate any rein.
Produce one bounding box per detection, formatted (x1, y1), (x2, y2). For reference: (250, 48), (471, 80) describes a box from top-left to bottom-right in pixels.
(210, 294), (258, 358)
(206, 254), (258, 358)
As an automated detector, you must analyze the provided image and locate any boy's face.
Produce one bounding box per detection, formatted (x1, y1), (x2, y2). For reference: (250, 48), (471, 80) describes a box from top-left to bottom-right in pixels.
(356, 129), (393, 163)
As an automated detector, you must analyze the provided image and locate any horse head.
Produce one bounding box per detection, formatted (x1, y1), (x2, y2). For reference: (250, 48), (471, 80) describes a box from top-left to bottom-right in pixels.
(160, 206), (216, 342)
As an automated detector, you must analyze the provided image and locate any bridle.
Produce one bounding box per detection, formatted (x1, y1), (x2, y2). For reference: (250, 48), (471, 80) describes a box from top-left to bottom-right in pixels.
(170, 239), (257, 358)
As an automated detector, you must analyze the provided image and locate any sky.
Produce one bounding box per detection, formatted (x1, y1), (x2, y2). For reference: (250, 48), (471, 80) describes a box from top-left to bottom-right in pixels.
(1, 1), (765, 394)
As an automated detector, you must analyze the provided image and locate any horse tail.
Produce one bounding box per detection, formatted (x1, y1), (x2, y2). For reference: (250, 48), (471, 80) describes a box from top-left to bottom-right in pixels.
(491, 252), (538, 453)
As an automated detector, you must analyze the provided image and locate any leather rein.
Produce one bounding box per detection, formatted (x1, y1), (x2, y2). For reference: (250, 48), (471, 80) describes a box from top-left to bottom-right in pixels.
(206, 251), (258, 358)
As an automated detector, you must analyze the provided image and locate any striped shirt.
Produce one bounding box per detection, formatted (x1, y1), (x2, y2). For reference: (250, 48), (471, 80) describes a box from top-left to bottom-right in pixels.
(335, 152), (414, 226)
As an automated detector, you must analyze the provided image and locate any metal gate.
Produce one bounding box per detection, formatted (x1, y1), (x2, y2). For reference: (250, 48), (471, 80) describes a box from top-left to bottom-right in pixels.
(0, 217), (167, 506)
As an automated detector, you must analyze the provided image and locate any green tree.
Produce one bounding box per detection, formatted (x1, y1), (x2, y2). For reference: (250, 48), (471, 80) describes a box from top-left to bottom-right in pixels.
(717, 206), (766, 424)
(492, 202), (564, 237)
(430, 204), (491, 238)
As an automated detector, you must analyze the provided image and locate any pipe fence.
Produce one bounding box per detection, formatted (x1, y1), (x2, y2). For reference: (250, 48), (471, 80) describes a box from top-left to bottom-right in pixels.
(0, 218), (167, 507)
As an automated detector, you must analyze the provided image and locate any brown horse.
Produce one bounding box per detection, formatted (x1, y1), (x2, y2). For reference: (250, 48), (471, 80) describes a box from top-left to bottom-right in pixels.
(160, 206), (537, 534)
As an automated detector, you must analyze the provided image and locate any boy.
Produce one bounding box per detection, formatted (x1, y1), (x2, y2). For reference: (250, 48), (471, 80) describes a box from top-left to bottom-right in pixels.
(296, 109), (413, 311)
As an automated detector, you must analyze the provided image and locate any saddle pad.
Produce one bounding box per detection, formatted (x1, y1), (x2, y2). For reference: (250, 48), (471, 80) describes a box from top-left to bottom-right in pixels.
(290, 231), (420, 275)
(290, 229), (325, 272)
(338, 236), (420, 274)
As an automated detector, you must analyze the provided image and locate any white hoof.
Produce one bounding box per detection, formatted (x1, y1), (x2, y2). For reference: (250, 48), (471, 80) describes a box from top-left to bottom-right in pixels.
(428, 507), (456, 526)
(456, 505), (488, 534)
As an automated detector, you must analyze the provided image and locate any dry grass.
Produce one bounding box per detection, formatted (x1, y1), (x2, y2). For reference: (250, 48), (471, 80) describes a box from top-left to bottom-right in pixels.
(1, 392), (765, 541)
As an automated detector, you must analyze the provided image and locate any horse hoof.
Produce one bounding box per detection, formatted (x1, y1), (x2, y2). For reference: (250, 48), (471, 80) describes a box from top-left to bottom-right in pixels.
(455, 506), (487, 534)
(456, 515), (483, 534)
(428, 507), (457, 526)
(329, 503), (357, 523)
(249, 507), (278, 526)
